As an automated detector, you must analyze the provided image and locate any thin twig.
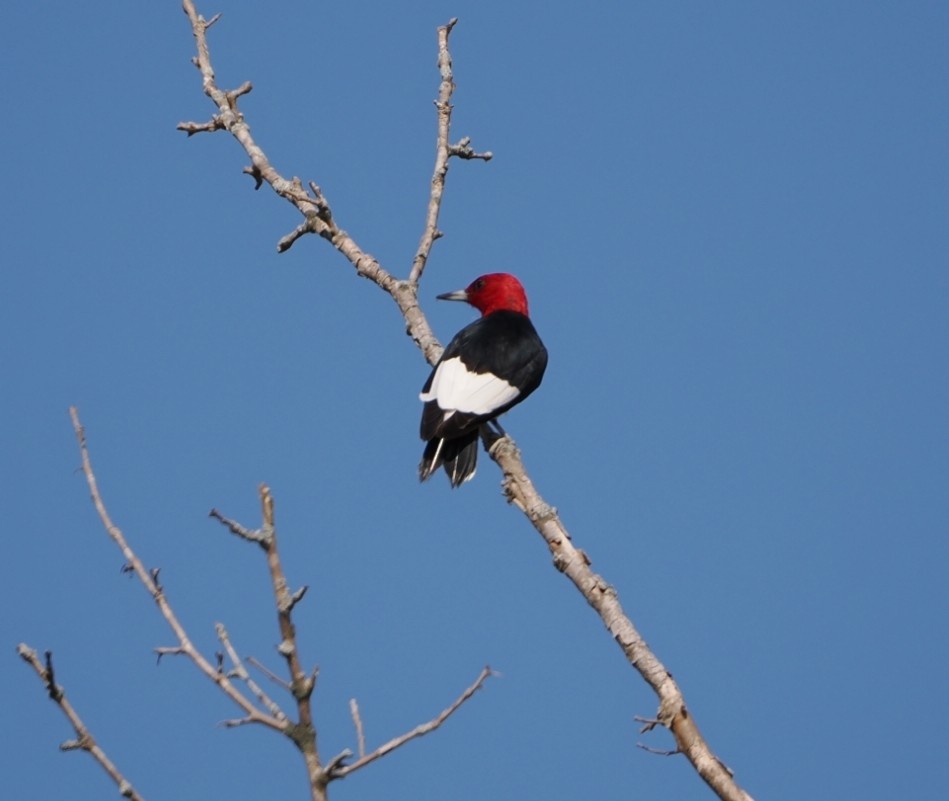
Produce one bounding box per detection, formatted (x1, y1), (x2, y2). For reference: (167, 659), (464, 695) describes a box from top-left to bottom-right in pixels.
(16, 645), (146, 801)
(349, 698), (366, 758)
(247, 656), (292, 691)
(332, 666), (494, 780)
(634, 714), (662, 733)
(408, 18), (490, 285)
(216, 623), (288, 722)
(637, 743), (681, 757)
(209, 507), (269, 545)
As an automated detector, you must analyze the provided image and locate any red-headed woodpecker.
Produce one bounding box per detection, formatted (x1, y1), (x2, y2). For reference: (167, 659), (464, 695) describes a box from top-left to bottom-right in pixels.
(419, 273), (548, 487)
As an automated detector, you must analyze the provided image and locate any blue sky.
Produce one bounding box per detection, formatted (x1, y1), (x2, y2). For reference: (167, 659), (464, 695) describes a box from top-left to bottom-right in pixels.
(3, 2), (947, 800)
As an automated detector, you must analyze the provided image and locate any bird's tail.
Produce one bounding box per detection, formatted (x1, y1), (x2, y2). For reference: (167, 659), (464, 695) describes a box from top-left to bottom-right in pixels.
(419, 430), (479, 487)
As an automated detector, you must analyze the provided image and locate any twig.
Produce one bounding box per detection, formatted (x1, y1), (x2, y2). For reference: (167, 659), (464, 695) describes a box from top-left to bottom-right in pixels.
(634, 714), (662, 733)
(277, 214), (322, 253)
(177, 116), (226, 135)
(213, 486), (324, 791)
(67, 407), (283, 732)
(247, 656), (292, 691)
(325, 749), (352, 777)
(209, 507), (269, 546)
(331, 666), (493, 780)
(16, 645), (146, 801)
(448, 135), (493, 161)
(349, 698), (366, 758)
(408, 18), (490, 284)
(637, 743), (681, 757)
(178, 0), (446, 368)
(154, 646), (187, 663)
(216, 623), (288, 722)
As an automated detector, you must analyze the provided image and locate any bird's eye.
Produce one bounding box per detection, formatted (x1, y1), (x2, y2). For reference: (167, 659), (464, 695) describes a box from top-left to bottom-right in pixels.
(473, 279), (485, 291)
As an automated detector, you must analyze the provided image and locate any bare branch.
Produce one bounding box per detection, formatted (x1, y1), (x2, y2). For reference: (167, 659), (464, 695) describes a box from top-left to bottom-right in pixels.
(154, 646), (187, 663)
(216, 623), (288, 723)
(245, 484), (323, 787)
(408, 18), (490, 284)
(324, 749), (353, 777)
(67, 406), (283, 732)
(332, 665), (494, 780)
(176, 116), (226, 135)
(176, 7), (754, 800)
(179, 0), (394, 286)
(489, 437), (754, 801)
(209, 506), (269, 546)
(227, 80), (253, 103)
(634, 714), (662, 733)
(637, 743), (681, 757)
(349, 698), (366, 758)
(277, 214), (321, 253)
(16, 645), (146, 801)
(178, 0), (445, 366)
(243, 164), (264, 189)
(219, 715), (260, 729)
(448, 135), (493, 161)
(247, 656), (292, 691)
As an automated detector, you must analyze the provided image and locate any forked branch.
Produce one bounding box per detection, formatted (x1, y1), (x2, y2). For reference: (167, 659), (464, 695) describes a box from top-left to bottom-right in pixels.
(54, 407), (492, 800)
(176, 5), (754, 801)
(332, 666), (494, 780)
(209, 485), (323, 788)
(67, 407), (284, 732)
(408, 17), (492, 284)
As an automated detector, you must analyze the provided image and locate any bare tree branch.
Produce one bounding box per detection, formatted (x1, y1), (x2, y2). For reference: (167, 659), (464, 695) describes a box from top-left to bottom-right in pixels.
(637, 743), (682, 757)
(67, 406), (285, 733)
(209, 506), (268, 545)
(177, 0), (445, 368)
(55, 408), (493, 801)
(175, 6), (755, 801)
(16, 645), (146, 801)
(210, 484), (323, 791)
(408, 17), (491, 284)
(248, 655), (292, 691)
(489, 436), (754, 800)
(331, 666), (494, 781)
(216, 622), (288, 723)
(349, 699), (366, 759)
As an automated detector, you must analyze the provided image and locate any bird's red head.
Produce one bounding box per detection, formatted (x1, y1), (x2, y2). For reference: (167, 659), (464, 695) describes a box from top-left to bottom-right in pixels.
(437, 273), (531, 317)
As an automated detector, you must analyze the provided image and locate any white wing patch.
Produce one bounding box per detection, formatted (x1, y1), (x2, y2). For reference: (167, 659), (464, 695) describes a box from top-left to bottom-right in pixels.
(419, 356), (520, 417)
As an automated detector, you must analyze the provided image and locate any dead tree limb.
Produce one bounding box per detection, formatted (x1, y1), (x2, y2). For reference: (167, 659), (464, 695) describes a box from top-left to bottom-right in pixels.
(50, 407), (492, 800)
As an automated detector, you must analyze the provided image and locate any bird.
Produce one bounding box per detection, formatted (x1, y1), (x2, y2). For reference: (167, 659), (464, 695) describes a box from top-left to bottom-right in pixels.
(419, 272), (548, 487)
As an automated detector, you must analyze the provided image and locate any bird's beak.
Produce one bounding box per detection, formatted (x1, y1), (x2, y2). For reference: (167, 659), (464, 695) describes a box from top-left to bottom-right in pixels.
(436, 289), (469, 302)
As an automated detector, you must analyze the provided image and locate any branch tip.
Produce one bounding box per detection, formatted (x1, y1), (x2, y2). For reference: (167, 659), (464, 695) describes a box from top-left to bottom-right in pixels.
(242, 164), (264, 189)
(637, 742), (681, 757)
(326, 749), (353, 777)
(332, 665), (493, 780)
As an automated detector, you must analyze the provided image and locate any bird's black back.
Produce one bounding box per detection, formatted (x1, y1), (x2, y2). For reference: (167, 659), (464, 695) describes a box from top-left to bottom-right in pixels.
(420, 310), (548, 441)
